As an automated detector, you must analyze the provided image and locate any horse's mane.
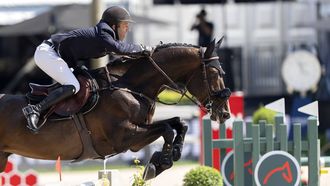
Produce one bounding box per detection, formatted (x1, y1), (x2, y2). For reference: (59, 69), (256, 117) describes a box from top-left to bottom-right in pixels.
(154, 43), (199, 52)
(108, 42), (199, 68)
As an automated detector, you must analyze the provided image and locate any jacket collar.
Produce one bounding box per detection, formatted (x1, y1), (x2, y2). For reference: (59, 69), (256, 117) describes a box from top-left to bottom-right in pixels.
(97, 21), (117, 40)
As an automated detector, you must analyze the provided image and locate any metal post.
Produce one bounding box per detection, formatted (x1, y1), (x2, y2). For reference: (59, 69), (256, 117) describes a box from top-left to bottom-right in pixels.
(219, 123), (227, 166)
(91, 0), (107, 69)
(308, 117), (320, 186)
(203, 117), (213, 167)
(265, 124), (274, 152)
(252, 124), (260, 186)
(275, 114), (284, 141)
(233, 120), (244, 186)
(258, 120), (266, 137)
(246, 121), (252, 137)
(293, 123), (301, 186)
(279, 124), (288, 151)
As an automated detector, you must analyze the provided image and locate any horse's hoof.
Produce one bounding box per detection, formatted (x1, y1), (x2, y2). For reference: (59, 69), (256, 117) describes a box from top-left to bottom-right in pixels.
(142, 162), (156, 181)
(160, 160), (173, 170)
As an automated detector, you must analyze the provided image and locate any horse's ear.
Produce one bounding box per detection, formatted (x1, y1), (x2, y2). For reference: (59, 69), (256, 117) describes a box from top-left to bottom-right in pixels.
(204, 39), (216, 58)
(216, 36), (225, 49)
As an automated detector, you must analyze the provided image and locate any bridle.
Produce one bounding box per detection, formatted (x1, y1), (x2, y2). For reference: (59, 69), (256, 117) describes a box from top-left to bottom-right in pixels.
(198, 48), (231, 114)
(146, 47), (230, 115)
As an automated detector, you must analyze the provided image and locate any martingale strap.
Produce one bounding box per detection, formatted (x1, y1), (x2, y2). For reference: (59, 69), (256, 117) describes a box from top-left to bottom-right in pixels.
(71, 113), (102, 162)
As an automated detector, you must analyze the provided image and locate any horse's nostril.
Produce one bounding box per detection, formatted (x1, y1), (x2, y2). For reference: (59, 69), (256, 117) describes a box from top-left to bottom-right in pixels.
(223, 112), (230, 119)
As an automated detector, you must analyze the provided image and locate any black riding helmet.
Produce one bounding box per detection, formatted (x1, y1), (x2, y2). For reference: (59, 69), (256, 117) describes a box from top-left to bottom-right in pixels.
(101, 6), (134, 27)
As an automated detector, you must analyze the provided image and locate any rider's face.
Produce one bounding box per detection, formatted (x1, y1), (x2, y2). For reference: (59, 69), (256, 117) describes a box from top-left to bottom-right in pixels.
(117, 21), (129, 41)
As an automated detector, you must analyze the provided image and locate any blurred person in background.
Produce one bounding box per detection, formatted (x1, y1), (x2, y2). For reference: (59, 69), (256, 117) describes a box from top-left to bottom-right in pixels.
(22, 6), (151, 132)
(190, 9), (214, 47)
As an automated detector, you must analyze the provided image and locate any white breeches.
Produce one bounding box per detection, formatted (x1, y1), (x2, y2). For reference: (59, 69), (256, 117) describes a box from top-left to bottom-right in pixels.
(34, 41), (80, 94)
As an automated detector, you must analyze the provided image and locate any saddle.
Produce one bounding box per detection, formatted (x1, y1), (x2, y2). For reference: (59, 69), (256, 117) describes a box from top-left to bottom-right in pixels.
(25, 67), (102, 161)
(26, 67), (99, 119)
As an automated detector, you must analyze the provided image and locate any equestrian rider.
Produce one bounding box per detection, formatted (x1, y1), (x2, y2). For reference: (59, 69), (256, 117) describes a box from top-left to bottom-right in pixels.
(22, 6), (149, 132)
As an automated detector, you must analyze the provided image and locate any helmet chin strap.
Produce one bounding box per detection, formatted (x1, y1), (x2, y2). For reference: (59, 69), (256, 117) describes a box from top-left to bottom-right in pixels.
(111, 24), (120, 40)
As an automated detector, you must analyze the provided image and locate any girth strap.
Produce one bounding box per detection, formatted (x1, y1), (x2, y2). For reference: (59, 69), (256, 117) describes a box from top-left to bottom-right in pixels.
(71, 113), (101, 162)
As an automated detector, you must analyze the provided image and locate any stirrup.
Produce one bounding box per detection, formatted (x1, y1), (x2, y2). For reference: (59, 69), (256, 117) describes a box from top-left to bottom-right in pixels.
(22, 105), (40, 133)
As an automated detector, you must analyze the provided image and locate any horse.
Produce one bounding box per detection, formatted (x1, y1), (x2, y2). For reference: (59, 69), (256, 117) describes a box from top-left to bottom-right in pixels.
(0, 39), (231, 180)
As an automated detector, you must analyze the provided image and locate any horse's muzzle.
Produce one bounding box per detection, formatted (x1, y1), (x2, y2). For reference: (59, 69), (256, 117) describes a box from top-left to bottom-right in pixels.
(211, 107), (231, 123)
(210, 98), (231, 123)
(210, 89), (231, 123)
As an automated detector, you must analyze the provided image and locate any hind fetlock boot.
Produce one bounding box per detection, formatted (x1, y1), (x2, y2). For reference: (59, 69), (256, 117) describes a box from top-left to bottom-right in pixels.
(22, 85), (76, 132)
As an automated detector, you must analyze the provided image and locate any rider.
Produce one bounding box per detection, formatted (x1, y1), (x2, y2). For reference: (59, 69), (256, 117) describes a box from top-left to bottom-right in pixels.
(22, 6), (149, 132)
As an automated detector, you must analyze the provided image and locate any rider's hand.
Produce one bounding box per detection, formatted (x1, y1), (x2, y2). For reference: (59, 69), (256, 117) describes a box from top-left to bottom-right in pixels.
(142, 49), (152, 56)
(140, 44), (153, 56)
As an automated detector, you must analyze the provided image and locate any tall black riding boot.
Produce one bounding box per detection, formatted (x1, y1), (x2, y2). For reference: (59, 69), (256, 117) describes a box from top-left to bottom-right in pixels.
(22, 85), (76, 133)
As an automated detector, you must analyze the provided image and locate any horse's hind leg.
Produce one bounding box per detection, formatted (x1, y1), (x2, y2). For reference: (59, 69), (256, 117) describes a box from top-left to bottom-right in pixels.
(0, 152), (10, 172)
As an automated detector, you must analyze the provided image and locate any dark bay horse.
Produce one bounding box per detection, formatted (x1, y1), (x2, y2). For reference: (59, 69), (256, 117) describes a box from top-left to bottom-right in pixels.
(0, 39), (231, 179)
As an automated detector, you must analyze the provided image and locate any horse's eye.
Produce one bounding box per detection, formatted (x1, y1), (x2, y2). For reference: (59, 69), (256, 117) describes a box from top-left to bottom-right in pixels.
(210, 73), (218, 79)
(209, 69), (220, 78)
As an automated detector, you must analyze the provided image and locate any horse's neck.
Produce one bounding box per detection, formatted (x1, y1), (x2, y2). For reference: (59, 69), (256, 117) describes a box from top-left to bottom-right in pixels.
(116, 47), (201, 99)
(108, 59), (135, 78)
(88, 58), (134, 87)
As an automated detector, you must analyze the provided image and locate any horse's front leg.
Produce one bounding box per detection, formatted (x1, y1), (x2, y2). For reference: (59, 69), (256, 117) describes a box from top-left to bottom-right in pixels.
(141, 122), (175, 180)
(0, 152), (11, 172)
(139, 117), (188, 180)
(165, 117), (188, 161)
(117, 119), (175, 180)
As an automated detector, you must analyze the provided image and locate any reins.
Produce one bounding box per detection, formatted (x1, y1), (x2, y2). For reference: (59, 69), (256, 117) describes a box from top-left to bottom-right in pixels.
(95, 49), (219, 114)
(145, 53), (217, 113)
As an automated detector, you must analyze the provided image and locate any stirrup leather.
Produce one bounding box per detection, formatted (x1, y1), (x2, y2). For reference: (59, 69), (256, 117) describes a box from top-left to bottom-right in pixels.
(22, 104), (40, 130)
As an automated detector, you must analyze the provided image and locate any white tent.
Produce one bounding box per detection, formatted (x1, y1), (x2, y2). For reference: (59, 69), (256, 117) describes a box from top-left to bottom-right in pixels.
(0, 4), (169, 36)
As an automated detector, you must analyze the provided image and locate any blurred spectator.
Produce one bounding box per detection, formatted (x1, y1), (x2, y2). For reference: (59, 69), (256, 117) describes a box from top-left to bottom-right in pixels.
(190, 9), (214, 47)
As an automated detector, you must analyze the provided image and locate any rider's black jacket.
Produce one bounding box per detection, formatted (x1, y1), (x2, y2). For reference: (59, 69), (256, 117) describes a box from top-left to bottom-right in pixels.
(50, 20), (142, 67)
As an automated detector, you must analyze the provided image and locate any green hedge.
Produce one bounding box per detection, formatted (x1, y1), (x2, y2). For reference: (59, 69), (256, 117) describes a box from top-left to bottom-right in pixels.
(252, 106), (276, 124)
(157, 89), (193, 105)
(183, 166), (223, 186)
